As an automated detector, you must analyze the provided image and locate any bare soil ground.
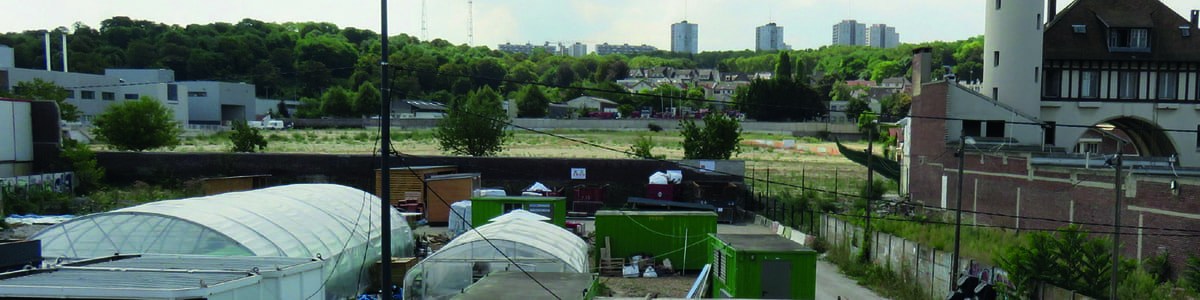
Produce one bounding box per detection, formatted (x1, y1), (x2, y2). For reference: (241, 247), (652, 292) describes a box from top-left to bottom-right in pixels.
(600, 276), (697, 298)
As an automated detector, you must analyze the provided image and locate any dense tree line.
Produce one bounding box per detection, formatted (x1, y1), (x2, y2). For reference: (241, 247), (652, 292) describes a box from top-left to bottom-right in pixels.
(0, 17), (983, 118)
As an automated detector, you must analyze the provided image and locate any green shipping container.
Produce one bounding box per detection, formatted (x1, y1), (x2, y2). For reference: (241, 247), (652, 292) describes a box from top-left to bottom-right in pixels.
(593, 210), (717, 271)
(709, 233), (816, 300)
(470, 196), (567, 227)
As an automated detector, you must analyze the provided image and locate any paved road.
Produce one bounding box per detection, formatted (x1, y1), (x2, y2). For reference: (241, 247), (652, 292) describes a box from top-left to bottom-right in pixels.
(815, 259), (886, 300)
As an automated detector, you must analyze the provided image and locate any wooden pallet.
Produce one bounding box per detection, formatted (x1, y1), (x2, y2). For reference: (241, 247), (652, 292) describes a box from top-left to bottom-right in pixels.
(599, 258), (626, 276)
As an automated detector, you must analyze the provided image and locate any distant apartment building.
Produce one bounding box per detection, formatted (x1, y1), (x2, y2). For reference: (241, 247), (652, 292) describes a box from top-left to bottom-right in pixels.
(866, 24), (901, 48)
(755, 22), (788, 51)
(498, 41), (589, 57)
(671, 20), (699, 54)
(595, 43), (658, 56)
(567, 42), (588, 57)
(832, 20), (866, 46)
(496, 42), (561, 55)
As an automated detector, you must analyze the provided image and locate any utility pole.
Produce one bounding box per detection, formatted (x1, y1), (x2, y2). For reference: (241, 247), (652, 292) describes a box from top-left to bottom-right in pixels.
(379, 0), (393, 298)
(951, 134), (967, 291)
(863, 120), (875, 262)
(1111, 145), (1124, 300)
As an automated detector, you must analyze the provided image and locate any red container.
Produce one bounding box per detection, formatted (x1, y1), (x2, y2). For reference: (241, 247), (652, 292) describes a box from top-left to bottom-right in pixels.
(646, 184), (675, 200)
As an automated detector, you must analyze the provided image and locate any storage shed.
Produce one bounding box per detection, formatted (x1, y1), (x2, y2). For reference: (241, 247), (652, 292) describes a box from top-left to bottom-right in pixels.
(403, 217), (588, 300)
(709, 234), (816, 300)
(375, 165), (457, 206)
(0, 254), (325, 300)
(423, 173), (480, 224)
(28, 184), (413, 299)
(593, 210), (716, 270)
(470, 196), (567, 227)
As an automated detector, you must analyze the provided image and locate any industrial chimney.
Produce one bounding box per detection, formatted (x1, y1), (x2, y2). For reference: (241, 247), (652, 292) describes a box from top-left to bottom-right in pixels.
(911, 47), (932, 97)
(43, 32), (51, 71)
(61, 31), (68, 73)
(1047, 0), (1057, 24)
(1192, 10), (1198, 29)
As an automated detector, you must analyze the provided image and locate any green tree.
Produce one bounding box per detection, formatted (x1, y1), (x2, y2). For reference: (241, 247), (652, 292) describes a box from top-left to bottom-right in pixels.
(846, 98), (870, 122)
(296, 97), (322, 118)
(435, 86), (510, 156)
(5, 79), (80, 121)
(353, 81), (381, 117)
(228, 120), (268, 152)
(516, 85), (549, 118)
(680, 113), (742, 159)
(59, 139), (104, 194)
(320, 86), (354, 117)
(93, 96), (181, 151)
(774, 51), (792, 81)
(735, 78), (825, 121)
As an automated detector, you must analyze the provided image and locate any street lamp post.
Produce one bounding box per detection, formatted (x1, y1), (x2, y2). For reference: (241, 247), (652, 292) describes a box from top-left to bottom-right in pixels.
(1111, 144), (1124, 299)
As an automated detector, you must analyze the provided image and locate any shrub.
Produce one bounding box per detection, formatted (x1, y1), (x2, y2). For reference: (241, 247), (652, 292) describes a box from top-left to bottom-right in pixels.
(60, 139), (105, 194)
(1143, 251), (1173, 283)
(93, 97), (181, 151)
(1185, 255), (1200, 293)
(680, 113), (742, 159)
(228, 120), (268, 153)
(628, 134), (664, 160)
(647, 123), (663, 132)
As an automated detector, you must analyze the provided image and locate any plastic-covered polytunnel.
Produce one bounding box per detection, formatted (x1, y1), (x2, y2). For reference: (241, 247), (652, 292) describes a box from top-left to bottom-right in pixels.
(29, 184), (414, 299)
(403, 217), (588, 300)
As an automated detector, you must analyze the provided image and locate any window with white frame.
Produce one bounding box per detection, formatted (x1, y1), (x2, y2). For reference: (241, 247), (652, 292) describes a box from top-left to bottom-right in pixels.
(1080, 71), (1100, 98)
(1158, 72), (1178, 100)
(1118, 71), (1139, 99)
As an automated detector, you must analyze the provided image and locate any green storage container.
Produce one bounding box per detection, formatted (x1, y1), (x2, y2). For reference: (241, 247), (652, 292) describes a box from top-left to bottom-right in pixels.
(470, 196), (567, 227)
(593, 210), (716, 271)
(709, 233), (817, 300)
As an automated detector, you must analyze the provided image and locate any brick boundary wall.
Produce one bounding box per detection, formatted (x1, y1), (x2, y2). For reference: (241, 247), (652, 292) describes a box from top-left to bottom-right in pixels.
(908, 150), (1200, 272)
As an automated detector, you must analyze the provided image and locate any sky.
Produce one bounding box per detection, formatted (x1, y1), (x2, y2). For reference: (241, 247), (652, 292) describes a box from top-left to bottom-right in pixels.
(3, 0), (1197, 52)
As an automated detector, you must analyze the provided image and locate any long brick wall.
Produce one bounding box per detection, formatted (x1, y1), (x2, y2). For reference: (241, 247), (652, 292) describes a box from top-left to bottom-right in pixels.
(909, 152), (1200, 273)
(907, 80), (1200, 273)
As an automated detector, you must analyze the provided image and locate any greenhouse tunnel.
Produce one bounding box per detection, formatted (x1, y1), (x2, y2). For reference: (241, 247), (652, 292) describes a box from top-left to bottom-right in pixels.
(29, 183), (414, 298)
(403, 217), (588, 300)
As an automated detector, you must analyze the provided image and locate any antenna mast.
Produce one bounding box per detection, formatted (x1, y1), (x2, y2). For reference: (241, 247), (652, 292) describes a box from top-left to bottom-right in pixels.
(467, 0), (474, 46)
(421, 0), (428, 40)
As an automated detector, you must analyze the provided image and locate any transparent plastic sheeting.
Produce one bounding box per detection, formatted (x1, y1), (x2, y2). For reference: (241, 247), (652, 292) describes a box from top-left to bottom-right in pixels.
(404, 217), (587, 300)
(29, 184), (414, 298)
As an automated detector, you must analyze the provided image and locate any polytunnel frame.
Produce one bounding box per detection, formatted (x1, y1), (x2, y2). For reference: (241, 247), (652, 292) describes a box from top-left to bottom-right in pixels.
(41, 211), (257, 258)
(26, 184), (414, 299)
(403, 218), (588, 299)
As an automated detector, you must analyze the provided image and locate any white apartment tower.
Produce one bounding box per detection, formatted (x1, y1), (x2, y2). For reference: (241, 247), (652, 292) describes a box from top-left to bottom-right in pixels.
(671, 21), (699, 54)
(866, 24), (900, 48)
(832, 20), (866, 46)
(981, 0), (1044, 131)
(756, 22), (787, 51)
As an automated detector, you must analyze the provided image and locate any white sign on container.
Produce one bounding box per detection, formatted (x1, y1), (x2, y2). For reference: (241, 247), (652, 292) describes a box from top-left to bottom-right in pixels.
(571, 168), (587, 179)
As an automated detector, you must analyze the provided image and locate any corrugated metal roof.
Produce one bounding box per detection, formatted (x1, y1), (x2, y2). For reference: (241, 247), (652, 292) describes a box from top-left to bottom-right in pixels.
(0, 268), (252, 290)
(714, 234), (812, 253)
(0, 254), (322, 298)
